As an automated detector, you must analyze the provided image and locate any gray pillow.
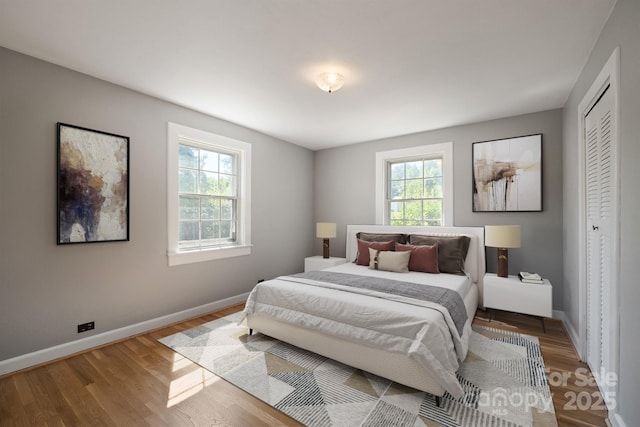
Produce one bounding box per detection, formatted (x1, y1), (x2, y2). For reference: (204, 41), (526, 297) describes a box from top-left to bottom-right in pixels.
(407, 235), (471, 275)
(356, 232), (406, 244)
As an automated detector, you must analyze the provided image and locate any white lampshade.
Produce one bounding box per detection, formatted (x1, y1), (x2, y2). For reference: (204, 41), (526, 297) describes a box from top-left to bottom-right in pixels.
(315, 72), (345, 93)
(485, 225), (521, 248)
(316, 222), (337, 239)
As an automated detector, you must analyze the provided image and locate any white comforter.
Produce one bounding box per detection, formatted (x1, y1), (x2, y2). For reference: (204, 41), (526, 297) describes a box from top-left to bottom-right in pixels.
(240, 269), (473, 398)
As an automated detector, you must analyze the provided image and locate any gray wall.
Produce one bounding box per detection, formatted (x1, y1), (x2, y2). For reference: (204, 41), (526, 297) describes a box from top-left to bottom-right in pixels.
(0, 47), (314, 360)
(562, 0), (640, 423)
(314, 109), (564, 309)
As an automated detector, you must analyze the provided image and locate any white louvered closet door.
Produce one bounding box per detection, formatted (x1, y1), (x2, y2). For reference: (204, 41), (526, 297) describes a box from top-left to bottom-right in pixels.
(584, 84), (614, 377)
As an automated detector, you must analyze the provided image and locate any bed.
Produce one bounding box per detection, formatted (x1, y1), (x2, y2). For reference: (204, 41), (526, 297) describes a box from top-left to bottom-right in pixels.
(240, 225), (485, 401)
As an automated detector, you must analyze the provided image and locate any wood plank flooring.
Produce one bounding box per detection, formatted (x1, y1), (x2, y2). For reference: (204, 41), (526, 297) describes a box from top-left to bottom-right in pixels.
(0, 304), (608, 426)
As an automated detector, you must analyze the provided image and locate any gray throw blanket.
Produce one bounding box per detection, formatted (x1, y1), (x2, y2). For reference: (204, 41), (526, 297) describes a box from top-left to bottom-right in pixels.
(289, 271), (468, 336)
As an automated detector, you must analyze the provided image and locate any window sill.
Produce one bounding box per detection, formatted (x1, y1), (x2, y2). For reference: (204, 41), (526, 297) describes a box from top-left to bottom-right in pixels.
(167, 244), (252, 266)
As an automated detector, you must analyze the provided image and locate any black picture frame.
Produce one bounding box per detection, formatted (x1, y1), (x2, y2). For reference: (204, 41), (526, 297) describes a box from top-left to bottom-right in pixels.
(472, 133), (542, 212)
(57, 123), (130, 244)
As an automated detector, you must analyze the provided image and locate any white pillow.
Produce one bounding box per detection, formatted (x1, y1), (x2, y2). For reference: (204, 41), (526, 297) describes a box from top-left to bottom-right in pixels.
(368, 248), (410, 273)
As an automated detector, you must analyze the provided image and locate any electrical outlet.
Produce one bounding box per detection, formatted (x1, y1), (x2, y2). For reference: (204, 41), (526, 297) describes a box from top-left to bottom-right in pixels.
(77, 321), (95, 333)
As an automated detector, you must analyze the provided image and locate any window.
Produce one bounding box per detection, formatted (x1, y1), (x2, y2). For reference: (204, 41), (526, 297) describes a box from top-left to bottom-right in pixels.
(388, 158), (443, 226)
(375, 143), (453, 226)
(178, 145), (237, 249)
(168, 123), (251, 266)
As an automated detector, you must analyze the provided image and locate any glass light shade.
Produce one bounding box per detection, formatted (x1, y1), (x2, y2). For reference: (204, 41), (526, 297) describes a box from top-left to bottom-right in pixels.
(316, 222), (337, 238)
(485, 225), (521, 248)
(315, 72), (345, 93)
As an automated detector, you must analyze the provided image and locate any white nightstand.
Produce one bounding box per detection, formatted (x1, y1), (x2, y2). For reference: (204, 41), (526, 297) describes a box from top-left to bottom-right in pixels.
(483, 273), (553, 331)
(304, 256), (347, 272)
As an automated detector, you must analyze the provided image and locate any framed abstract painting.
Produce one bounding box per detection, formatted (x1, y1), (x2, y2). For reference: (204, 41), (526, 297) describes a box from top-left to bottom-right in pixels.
(472, 134), (542, 212)
(57, 123), (130, 244)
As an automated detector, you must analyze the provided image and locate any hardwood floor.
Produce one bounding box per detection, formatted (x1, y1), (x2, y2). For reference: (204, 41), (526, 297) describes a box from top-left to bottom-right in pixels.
(0, 304), (608, 426)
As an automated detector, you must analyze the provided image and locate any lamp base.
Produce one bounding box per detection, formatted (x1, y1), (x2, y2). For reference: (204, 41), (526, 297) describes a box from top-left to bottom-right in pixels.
(497, 247), (508, 277)
(323, 239), (330, 259)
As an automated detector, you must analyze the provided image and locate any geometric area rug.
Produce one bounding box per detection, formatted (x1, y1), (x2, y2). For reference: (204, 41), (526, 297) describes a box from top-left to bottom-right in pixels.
(159, 312), (557, 427)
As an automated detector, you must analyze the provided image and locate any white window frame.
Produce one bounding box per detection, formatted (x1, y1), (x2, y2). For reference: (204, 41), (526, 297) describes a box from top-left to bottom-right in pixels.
(167, 122), (252, 266)
(375, 142), (453, 226)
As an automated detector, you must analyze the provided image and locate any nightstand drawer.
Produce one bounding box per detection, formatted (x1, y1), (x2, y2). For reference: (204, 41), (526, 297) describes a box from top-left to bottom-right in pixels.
(484, 273), (552, 318)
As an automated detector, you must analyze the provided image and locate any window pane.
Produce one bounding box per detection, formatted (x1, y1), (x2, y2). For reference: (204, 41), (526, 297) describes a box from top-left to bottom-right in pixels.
(424, 199), (442, 220)
(218, 174), (233, 197)
(424, 177), (443, 198)
(199, 171), (218, 195)
(405, 161), (423, 179)
(390, 180), (404, 199)
(200, 150), (219, 172)
(201, 220), (218, 240)
(390, 163), (404, 180)
(405, 179), (423, 198)
(405, 200), (422, 222)
(179, 169), (197, 193)
(219, 153), (234, 174)
(220, 221), (232, 239)
(424, 159), (442, 177)
(179, 145), (198, 169)
(179, 221), (199, 241)
(179, 196), (199, 220)
(200, 199), (215, 220)
(221, 199), (233, 220)
(201, 198), (219, 219)
(390, 201), (404, 222)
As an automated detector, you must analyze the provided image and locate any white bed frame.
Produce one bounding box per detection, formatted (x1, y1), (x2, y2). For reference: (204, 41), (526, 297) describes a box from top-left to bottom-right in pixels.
(246, 225), (485, 399)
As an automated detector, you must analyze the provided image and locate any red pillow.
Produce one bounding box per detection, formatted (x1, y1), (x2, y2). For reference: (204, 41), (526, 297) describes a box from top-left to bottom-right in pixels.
(355, 239), (395, 265)
(395, 242), (440, 273)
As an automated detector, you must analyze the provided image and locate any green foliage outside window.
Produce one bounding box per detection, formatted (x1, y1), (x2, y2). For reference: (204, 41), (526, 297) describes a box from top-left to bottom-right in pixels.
(388, 158), (443, 226)
(178, 145), (237, 247)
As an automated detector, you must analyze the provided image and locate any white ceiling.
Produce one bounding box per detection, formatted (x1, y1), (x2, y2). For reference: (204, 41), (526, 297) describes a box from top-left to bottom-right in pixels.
(0, 0), (616, 150)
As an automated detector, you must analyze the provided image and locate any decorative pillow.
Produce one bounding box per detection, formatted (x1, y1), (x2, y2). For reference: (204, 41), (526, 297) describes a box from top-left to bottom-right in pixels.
(368, 248), (410, 273)
(395, 242), (440, 274)
(355, 239), (395, 265)
(407, 235), (471, 275)
(356, 232), (407, 244)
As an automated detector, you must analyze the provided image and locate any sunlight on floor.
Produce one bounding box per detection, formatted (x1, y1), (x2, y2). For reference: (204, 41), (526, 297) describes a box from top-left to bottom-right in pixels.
(167, 353), (220, 407)
(170, 354), (193, 372)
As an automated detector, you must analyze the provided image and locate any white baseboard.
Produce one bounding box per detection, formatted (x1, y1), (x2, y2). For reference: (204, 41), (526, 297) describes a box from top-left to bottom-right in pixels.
(552, 310), (582, 358)
(562, 316), (582, 360)
(553, 309), (582, 357)
(0, 293), (249, 376)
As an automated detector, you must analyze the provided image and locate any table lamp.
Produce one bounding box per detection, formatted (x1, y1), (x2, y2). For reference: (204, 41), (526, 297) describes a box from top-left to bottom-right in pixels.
(316, 222), (337, 259)
(485, 225), (521, 278)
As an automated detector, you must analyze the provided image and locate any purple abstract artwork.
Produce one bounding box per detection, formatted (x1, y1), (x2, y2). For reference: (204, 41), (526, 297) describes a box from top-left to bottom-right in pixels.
(57, 123), (129, 244)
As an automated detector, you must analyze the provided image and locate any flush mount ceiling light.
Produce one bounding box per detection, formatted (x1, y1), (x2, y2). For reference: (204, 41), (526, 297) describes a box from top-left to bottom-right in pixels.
(315, 72), (345, 93)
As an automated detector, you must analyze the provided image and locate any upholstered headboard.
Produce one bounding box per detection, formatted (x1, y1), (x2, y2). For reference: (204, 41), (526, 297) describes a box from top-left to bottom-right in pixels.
(345, 225), (485, 287)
